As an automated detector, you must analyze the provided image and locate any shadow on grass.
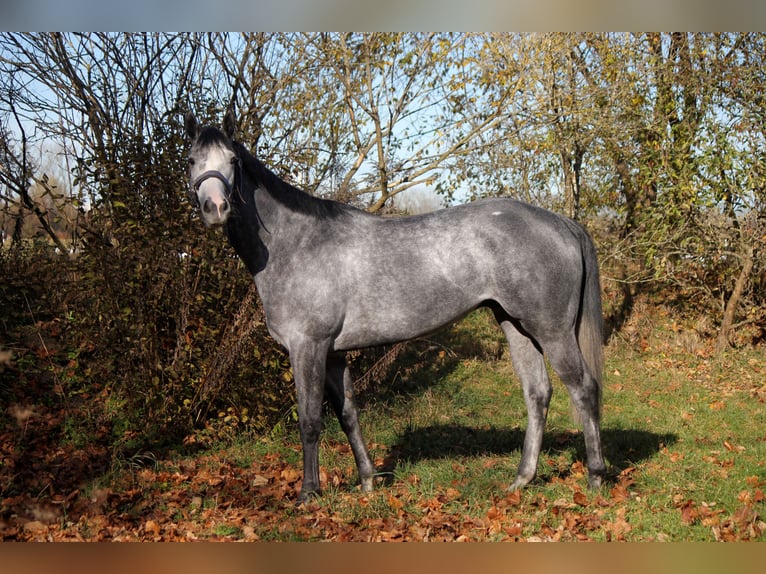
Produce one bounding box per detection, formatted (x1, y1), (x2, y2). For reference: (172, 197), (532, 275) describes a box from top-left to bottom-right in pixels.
(353, 309), (509, 410)
(380, 423), (677, 486)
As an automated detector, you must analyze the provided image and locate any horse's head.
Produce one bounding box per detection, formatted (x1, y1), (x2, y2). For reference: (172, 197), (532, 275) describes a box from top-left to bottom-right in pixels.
(184, 111), (240, 227)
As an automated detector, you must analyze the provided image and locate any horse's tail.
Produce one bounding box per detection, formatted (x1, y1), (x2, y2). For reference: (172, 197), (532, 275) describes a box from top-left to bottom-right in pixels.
(576, 225), (604, 419)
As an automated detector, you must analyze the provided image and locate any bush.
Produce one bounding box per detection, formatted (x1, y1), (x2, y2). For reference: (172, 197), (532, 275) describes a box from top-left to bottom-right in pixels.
(1, 121), (296, 458)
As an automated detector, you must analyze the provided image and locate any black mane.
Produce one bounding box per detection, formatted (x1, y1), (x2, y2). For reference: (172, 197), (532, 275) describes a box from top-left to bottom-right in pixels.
(231, 140), (350, 221)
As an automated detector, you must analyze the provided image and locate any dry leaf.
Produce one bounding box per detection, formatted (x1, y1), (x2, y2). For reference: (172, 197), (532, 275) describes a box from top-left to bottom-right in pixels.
(252, 474), (269, 487)
(573, 491), (589, 507)
(504, 489), (522, 506)
(280, 467), (301, 484)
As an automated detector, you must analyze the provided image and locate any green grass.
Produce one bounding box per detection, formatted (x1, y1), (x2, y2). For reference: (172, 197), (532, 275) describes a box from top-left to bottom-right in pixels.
(247, 309), (766, 541)
(46, 308), (764, 541)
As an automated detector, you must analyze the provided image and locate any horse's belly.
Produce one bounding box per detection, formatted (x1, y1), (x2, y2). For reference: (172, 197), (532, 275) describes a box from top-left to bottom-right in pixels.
(332, 286), (479, 350)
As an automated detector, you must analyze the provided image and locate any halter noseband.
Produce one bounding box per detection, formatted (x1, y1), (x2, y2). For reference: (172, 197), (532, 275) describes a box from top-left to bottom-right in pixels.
(192, 170), (234, 194)
(189, 165), (239, 209)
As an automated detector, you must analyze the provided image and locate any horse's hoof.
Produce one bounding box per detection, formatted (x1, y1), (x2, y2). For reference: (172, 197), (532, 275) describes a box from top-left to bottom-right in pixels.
(507, 475), (533, 492)
(295, 489), (321, 506)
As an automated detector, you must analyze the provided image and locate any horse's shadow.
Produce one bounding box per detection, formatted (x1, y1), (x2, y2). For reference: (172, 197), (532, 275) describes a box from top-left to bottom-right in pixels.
(378, 423), (676, 485)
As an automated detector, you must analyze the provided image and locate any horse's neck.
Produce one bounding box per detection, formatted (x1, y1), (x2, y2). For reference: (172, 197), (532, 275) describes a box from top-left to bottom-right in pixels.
(230, 172), (306, 271)
(225, 179), (272, 276)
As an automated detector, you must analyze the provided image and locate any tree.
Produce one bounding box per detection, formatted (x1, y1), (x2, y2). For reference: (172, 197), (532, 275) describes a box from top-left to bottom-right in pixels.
(701, 33), (766, 351)
(0, 33), (295, 442)
(205, 33), (515, 213)
(2, 32), (766, 451)
(0, 95), (69, 253)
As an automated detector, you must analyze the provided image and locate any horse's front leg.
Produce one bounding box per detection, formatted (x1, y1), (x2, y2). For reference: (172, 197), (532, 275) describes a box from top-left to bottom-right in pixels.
(290, 340), (328, 503)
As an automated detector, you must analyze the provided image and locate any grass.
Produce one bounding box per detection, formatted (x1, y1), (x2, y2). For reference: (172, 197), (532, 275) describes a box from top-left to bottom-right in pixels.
(11, 307), (764, 541)
(239, 307), (765, 541)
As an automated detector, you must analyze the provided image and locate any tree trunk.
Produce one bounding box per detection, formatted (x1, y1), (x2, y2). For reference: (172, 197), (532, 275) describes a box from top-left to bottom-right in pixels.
(716, 244), (754, 353)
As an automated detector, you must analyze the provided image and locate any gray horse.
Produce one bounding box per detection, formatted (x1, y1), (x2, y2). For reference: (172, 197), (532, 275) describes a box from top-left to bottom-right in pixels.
(185, 112), (606, 502)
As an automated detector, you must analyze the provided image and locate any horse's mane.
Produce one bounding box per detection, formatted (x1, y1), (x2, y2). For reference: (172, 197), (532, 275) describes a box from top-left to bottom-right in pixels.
(231, 140), (349, 221)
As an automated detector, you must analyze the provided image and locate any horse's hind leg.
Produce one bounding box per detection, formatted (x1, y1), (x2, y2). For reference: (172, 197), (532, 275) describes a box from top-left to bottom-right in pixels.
(498, 319), (552, 491)
(326, 354), (375, 492)
(544, 334), (606, 489)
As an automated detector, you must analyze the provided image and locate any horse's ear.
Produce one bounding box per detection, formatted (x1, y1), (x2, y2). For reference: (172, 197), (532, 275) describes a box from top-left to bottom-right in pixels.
(184, 113), (198, 140)
(223, 109), (237, 139)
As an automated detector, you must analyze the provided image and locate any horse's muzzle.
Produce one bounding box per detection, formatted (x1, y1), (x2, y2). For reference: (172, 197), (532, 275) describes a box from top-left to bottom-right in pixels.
(202, 195), (231, 224)
(192, 170), (233, 226)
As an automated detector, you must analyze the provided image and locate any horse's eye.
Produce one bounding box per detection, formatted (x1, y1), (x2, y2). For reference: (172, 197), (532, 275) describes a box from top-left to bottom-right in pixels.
(230, 157), (238, 165)
(188, 157), (195, 166)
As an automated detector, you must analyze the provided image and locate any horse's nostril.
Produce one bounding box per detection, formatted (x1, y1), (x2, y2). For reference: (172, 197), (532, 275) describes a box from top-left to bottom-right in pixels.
(203, 197), (230, 220)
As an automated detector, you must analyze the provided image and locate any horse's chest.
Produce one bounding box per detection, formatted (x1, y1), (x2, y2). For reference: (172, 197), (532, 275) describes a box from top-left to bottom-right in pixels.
(256, 276), (343, 350)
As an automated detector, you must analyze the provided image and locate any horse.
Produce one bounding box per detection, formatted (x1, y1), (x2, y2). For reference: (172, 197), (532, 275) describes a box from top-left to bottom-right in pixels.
(184, 111), (606, 502)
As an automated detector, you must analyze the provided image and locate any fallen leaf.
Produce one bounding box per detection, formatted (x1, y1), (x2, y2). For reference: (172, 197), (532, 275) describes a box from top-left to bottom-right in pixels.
(280, 467), (301, 484)
(504, 489), (522, 506)
(252, 474), (269, 487)
(444, 487), (461, 501)
(22, 520), (48, 534)
(604, 507), (632, 541)
(594, 494), (612, 507)
(679, 500), (699, 525)
(617, 466), (637, 487)
(143, 519), (161, 538)
(610, 484), (629, 503)
(242, 525), (258, 540)
(733, 504), (756, 527)
(573, 491), (589, 507)
(723, 440), (745, 453)
(487, 506), (504, 520)
(746, 476), (764, 487)
(387, 493), (404, 511)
